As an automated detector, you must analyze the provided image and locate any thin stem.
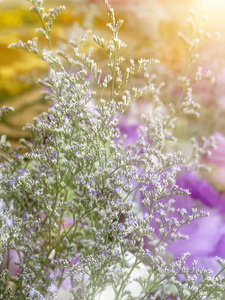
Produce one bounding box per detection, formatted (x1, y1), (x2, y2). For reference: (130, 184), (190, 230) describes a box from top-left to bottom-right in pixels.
(31, 205), (97, 285)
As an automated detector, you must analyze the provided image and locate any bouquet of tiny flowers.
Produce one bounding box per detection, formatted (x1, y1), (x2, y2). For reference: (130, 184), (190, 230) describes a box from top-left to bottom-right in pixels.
(1, 0), (225, 299)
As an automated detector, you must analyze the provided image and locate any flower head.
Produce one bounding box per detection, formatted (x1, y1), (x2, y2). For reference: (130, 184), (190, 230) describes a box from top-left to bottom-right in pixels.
(166, 172), (225, 272)
(28, 289), (36, 298)
(48, 283), (58, 294)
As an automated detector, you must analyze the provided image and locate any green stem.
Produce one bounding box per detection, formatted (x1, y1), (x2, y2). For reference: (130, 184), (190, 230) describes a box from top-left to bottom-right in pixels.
(115, 257), (140, 300)
(31, 205), (97, 285)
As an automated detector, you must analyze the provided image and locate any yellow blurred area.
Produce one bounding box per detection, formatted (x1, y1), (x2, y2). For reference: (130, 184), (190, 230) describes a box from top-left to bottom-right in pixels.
(0, 1), (86, 101)
(0, 10), (44, 100)
(0, 0), (225, 146)
(0, 0), (85, 145)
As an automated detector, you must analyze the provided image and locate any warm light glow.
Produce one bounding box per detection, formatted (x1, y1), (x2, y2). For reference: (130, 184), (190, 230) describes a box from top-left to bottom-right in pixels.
(202, 0), (225, 31)
(203, 0), (225, 12)
(206, 0), (225, 4)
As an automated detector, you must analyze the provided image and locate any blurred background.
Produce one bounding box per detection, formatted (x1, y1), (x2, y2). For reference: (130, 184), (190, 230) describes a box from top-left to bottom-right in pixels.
(1, 0), (225, 147)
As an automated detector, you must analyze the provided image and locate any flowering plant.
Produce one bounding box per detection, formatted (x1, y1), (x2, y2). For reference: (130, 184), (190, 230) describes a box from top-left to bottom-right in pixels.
(1, 0), (225, 299)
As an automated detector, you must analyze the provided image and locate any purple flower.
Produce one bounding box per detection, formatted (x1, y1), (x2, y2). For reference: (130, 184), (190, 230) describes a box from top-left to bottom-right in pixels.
(17, 168), (26, 175)
(6, 217), (13, 227)
(145, 172), (225, 273)
(48, 283), (58, 293)
(48, 272), (55, 280)
(118, 223), (123, 230)
(8, 179), (16, 186)
(128, 218), (135, 226)
(116, 122), (139, 146)
(117, 121), (225, 273)
(23, 212), (29, 220)
(176, 172), (225, 213)
(168, 172), (225, 270)
(28, 289), (36, 298)
(126, 153), (225, 273)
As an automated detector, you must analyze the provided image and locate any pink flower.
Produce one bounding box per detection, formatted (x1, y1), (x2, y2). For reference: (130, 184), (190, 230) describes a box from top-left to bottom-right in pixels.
(215, 67), (225, 110)
(202, 132), (225, 189)
(2, 250), (21, 276)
